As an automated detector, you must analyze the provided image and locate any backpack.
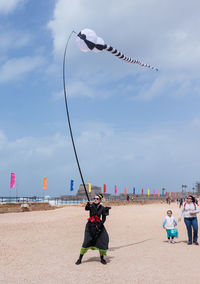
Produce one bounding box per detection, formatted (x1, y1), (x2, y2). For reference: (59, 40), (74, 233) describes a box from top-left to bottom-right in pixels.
(184, 202), (196, 210)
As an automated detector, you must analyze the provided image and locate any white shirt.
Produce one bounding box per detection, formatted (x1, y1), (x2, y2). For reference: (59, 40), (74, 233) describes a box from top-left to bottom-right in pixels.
(163, 216), (177, 229)
(179, 202), (200, 218)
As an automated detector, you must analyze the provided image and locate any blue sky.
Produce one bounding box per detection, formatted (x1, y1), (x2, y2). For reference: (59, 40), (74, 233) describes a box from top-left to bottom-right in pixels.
(1, 0), (200, 197)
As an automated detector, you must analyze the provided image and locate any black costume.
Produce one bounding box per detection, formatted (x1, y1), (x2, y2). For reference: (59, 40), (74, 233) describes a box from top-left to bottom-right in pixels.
(76, 200), (111, 265)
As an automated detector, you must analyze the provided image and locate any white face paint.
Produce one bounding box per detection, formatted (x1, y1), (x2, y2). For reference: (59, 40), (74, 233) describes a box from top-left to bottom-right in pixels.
(93, 196), (101, 204)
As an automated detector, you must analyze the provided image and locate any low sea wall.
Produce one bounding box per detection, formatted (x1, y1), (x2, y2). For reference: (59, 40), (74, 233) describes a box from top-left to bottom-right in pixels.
(0, 202), (56, 214)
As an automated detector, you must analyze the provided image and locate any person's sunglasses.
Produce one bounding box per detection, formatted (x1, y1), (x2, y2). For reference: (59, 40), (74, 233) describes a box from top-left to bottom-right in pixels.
(94, 197), (100, 200)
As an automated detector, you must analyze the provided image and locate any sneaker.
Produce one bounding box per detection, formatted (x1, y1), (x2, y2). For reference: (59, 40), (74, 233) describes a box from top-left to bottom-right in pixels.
(193, 242), (199, 245)
(187, 242), (192, 245)
(168, 240), (171, 243)
(171, 240), (175, 244)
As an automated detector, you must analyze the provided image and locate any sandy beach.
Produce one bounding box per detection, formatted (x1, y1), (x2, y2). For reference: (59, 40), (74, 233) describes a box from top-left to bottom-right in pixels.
(0, 202), (199, 284)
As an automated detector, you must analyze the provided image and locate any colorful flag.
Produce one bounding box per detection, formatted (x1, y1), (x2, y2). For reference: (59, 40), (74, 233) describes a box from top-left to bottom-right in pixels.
(148, 188), (150, 196)
(10, 173), (15, 189)
(115, 185), (117, 195)
(43, 177), (47, 190)
(153, 189), (155, 196)
(133, 187), (135, 195)
(158, 190), (160, 197)
(142, 188), (144, 195)
(70, 180), (74, 191)
(124, 186), (127, 195)
(88, 183), (91, 193)
(104, 184), (106, 194)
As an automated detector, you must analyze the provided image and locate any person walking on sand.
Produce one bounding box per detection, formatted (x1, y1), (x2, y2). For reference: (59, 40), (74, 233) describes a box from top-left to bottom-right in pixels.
(163, 210), (178, 243)
(179, 198), (183, 208)
(75, 194), (111, 265)
(178, 195), (200, 245)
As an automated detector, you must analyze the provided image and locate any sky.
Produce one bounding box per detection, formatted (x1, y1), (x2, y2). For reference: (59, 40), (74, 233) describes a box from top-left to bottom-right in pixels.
(1, 0), (200, 197)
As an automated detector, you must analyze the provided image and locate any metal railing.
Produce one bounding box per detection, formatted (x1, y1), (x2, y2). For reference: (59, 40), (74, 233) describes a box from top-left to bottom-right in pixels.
(0, 195), (182, 204)
(0, 197), (87, 205)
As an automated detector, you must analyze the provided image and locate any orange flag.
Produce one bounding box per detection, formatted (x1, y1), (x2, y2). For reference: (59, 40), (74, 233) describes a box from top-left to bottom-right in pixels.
(124, 186), (127, 195)
(43, 177), (47, 190)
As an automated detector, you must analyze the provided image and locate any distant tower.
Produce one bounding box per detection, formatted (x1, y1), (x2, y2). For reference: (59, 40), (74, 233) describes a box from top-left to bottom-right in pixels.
(196, 182), (200, 195)
(76, 184), (102, 199)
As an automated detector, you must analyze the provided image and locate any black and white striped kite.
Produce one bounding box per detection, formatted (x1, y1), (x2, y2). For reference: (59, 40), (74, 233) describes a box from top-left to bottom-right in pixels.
(76, 28), (158, 71)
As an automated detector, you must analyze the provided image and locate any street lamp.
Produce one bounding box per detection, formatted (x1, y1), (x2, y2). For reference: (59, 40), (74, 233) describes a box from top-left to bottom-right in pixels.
(182, 184), (187, 197)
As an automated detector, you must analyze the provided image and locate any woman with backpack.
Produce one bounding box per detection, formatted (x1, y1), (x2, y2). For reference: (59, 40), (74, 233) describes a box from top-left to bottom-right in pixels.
(178, 195), (200, 245)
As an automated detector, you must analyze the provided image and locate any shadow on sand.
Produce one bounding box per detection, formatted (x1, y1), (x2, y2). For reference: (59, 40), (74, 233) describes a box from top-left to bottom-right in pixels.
(83, 255), (113, 264)
(109, 239), (152, 251)
(81, 240), (151, 264)
(163, 240), (187, 244)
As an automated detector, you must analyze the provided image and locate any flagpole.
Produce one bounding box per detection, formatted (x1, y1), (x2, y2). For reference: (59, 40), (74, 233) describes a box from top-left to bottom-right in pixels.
(16, 182), (18, 201)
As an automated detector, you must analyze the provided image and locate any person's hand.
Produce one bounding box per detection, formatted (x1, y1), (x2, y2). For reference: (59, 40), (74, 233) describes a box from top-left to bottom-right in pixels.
(163, 227), (165, 229)
(178, 218), (181, 222)
(190, 212), (196, 215)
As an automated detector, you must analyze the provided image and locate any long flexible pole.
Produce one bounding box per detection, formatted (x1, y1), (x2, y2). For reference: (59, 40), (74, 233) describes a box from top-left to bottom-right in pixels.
(62, 31), (90, 202)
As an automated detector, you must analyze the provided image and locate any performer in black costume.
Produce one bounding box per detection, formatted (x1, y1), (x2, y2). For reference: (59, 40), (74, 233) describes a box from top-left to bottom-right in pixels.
(75, 194), (111, 265)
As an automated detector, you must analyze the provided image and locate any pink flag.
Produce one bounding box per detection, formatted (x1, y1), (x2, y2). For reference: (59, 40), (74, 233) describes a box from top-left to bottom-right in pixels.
(10, 173), (15, 189)
(115, 185), (117, 195)
(142, 188), (144, 195)
(153, 189), (155, 196)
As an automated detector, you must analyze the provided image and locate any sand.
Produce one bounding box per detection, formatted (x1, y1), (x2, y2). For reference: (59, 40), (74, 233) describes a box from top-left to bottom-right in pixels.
(0, 202), (199, 284)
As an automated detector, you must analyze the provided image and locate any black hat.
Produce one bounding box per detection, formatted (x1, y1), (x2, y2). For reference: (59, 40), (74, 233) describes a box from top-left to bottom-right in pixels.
(98, 194), (103, 200)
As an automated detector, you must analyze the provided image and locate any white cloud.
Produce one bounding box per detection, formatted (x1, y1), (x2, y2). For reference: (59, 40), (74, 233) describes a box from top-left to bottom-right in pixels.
(1, 117), (200, 196)
(0, 0), (25, 14)
(0, 56), (45, 84)
(47, 0), (200, 102)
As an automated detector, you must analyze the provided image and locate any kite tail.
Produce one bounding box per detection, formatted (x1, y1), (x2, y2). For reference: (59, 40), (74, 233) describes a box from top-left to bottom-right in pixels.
(63, 31), (90, 202)
(104, 44), (158, 71)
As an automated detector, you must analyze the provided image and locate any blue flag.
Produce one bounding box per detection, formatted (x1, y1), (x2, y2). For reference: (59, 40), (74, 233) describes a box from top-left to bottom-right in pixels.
(133, 187), (135, 195)
(70, 180), (74, 191)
